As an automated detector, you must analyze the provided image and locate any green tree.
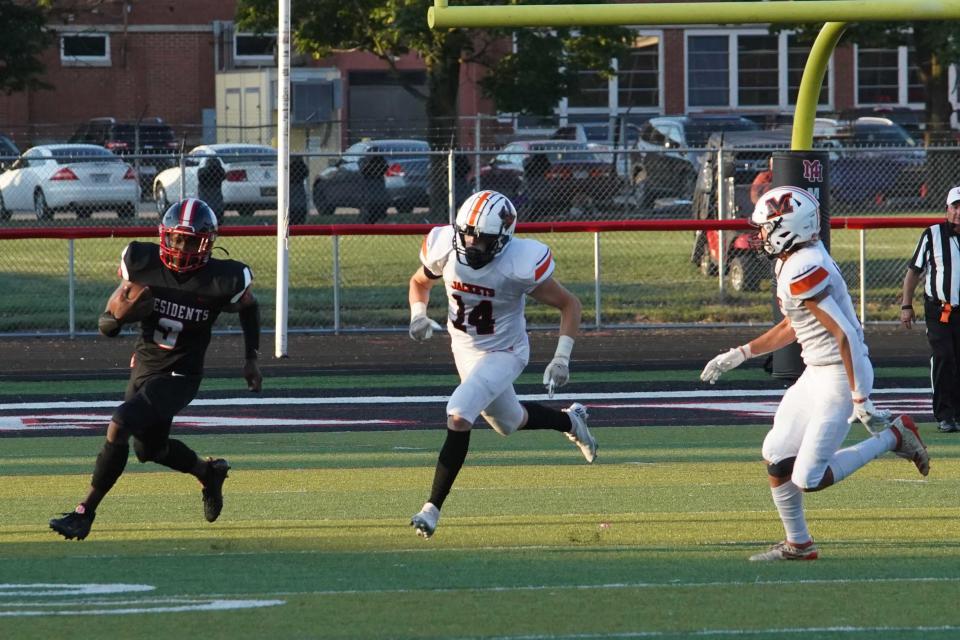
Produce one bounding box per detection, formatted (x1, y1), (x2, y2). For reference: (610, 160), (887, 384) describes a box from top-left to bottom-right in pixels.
(236, 0), (631, 214)
(0, 1), (53, 94)
(236, 0), (631, 141)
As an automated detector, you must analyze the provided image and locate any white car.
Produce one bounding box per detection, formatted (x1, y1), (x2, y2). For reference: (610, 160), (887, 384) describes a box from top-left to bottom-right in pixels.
(152, 144), (278, 217)
(0, 144), (140, 221)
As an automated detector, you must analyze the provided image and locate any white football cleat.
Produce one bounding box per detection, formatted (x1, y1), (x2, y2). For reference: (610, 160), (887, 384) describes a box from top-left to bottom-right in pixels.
(891, 414), (930, 477)
(563, 403), (597, 463)
(410, 502), (440, 539)
(749, 540), (819, 562)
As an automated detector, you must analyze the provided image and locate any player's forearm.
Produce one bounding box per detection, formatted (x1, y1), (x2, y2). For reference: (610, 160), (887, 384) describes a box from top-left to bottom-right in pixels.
(238, 300), (261, 360)
(557, 294), (582, 338)
(408, 273), (434, 307)
(901, 269), (920, 306)
(745, 317), (796, 356)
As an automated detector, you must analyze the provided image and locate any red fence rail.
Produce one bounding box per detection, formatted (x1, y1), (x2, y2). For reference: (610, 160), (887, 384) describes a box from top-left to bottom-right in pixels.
(0, 217), (945, 240)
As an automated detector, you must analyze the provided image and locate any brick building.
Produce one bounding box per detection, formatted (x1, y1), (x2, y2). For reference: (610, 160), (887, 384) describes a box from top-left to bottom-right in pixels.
(0, 1), (950, 149)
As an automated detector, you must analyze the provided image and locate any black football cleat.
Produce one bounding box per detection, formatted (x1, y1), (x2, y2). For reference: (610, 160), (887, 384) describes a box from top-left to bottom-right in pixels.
(49, 506), (95, 540)
(202, 458), (230, 523)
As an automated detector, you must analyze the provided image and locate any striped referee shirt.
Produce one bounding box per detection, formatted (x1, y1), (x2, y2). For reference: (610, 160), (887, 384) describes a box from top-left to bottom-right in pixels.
(909, 221), (960, 305)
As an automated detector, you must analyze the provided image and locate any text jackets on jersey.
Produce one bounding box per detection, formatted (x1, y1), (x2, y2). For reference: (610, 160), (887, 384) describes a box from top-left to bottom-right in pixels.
(775, 242), (868, 366)
(420, 225), (555, 359)
(119, 241), (253, 375)
(908, 221), (960, 305)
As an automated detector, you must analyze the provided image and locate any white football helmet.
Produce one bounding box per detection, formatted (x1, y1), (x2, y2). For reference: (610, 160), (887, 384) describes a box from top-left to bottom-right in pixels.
(751, 186), (821, 256)
(454, 190), (517, 268)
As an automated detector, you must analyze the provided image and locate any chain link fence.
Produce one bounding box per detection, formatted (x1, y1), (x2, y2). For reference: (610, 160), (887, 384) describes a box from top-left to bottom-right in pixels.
(0, 138), (955, 335)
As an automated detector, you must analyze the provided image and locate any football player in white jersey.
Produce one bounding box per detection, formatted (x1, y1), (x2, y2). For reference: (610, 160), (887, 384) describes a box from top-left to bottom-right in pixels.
(700, 186), (929, 561)
(407, 190), (597, 539)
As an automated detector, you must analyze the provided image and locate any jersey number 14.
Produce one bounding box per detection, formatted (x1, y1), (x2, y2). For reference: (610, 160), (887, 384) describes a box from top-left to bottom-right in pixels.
(451, 294), (494, 335)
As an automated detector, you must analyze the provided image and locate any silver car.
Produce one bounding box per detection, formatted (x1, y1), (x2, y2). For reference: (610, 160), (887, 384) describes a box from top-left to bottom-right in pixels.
(0, 144), (140, 221)
(153, 144), (277, 216)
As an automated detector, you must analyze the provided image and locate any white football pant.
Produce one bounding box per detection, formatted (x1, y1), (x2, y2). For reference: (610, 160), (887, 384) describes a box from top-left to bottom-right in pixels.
(762, 361), (872, 489)
(447, 349), (527, 435)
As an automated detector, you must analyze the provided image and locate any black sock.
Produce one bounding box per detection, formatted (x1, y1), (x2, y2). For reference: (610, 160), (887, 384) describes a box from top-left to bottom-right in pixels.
(153, 439), (200, 474)
(520, 402), (572, 432)
(428, 429), (471, 510)
(91, 440), (129, 495)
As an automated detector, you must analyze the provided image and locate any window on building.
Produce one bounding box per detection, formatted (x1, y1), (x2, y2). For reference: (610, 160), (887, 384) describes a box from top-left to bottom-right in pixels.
(557, 31), (662, 116)
(907, 46), (927, 104)
(688, 35), (729, 107)
(60, 33), (110, 66)
(856, 44), (926, 106)
(567, 67), (610, 109)
(618, 35), (660, 109)
(787, 34), (829, 105)
(687, 31), (834, 110)
(235, 33), (276, 61)
(857, 47), (900, 104)
(737, 35), (779, 106)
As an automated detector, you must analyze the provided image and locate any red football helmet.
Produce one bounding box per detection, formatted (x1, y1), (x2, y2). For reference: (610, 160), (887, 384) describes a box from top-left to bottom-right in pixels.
(158, 198), (218, 272)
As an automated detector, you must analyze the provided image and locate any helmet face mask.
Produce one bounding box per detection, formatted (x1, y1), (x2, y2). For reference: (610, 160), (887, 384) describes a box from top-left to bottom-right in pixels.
(750, 186), (820, 257)
(159, 198), (218, 272)
(454, 190), (517, 269)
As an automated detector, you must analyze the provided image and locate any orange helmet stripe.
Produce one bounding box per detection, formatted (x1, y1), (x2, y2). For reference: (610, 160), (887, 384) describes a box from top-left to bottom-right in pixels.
(466, 191), (492, 227)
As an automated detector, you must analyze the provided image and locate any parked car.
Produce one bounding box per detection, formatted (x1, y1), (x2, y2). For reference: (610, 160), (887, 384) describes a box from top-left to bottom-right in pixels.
(473, 140), (625, 219)
(0, 144), (140, 221)
(820, 117), (926, 208)
(632, 115), (760, 207)
(552, 121), (643, 177)
(0, 134), (20, 161)
(312, 139), (433, 222)
(153, 144), (278, 218)
(70, 117), (178, 192)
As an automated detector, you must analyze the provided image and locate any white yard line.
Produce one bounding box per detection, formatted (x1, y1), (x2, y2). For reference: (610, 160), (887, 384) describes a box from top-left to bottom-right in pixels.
(0, 387), (932, 412)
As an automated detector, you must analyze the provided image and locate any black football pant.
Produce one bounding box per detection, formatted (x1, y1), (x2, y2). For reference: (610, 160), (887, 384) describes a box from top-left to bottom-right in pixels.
(112, 363), (202, 467)
(924, 299), (960, 423)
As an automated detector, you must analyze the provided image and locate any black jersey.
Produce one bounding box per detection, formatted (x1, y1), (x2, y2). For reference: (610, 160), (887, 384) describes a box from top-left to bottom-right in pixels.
(118, 241), (253, 375)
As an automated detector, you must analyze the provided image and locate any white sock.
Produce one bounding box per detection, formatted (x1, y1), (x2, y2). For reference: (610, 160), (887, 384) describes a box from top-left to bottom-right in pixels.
(828, 429), (897, 483)
(771, 481), (811, 544)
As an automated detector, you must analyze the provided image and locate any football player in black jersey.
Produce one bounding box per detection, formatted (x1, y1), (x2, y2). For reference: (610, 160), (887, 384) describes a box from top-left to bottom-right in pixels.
(50, 198), (262, 540)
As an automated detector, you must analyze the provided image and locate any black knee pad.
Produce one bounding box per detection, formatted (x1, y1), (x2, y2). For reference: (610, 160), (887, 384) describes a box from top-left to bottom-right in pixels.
(91, 440), (130, 492)
(133, 437), (166, 463)
(767, 457), (796, 479)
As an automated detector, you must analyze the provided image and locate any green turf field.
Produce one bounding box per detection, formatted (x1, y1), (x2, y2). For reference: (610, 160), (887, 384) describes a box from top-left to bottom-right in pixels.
(3, 420), (958, 639)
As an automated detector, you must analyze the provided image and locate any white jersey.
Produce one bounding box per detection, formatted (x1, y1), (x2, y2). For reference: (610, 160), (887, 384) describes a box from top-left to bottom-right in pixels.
(420, 225), (555, 358)
(776, 242), (867, 366)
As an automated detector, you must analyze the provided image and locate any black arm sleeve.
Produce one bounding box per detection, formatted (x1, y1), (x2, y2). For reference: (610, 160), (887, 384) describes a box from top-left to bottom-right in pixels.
(238, 300), (261, 359)
(98, 311), (122, 338)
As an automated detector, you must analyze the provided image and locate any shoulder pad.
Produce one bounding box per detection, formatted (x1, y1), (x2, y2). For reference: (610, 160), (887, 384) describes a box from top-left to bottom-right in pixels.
(119, 241), (159, 281)
(207, 259), (254, 303)
(783, 250), (830, 300)
(499, 238), (555, 287)
(420, 225), (454, 275)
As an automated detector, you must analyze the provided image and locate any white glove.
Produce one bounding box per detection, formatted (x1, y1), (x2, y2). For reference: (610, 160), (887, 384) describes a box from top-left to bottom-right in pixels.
(700, 346), (749, 384)
(543, 357), (570, 398)
(543, 335), (575, 398)
(848, 397), (892, 435)
(409, 301), (442, 342)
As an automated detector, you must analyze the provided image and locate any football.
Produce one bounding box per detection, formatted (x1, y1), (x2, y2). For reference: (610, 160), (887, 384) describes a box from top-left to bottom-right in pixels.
(107, 280), (155, 323)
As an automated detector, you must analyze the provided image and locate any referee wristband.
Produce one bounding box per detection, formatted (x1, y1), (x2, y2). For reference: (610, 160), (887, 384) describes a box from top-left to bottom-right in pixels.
(901, 304), (913, 310)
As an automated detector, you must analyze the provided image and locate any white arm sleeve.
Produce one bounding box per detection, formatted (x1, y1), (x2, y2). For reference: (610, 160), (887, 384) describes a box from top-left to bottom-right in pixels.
(815, 294), (873, 399)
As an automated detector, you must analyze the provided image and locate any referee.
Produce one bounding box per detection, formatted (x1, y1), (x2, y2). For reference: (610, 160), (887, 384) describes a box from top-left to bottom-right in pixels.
(901, 185), (960, 433)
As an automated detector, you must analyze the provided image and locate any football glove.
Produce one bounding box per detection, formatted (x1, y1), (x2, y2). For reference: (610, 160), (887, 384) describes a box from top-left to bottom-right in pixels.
(848, 397), (892, 435)
(409, 314), (442, 342)
(543, 356), (570, 398)
(700, 347), (748, 384)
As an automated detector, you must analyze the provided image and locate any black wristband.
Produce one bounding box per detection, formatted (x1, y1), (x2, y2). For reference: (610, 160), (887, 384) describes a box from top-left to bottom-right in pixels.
(901, 304), (914, 310)
(98, 311), (122, 337)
